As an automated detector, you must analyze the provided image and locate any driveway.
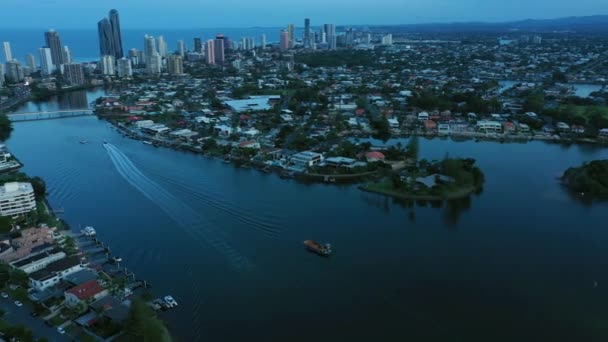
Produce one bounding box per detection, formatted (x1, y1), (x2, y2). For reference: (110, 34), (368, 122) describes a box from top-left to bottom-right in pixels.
(0, 297), (72, 342)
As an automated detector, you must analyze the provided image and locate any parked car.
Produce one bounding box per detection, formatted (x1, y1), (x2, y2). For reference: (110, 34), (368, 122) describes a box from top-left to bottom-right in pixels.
(57, 327), (66, 334)
(14, 300), (23, 307)
(0, 292), (8, 298)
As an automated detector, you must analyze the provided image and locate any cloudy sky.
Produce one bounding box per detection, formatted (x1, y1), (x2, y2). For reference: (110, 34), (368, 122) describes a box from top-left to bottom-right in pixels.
(1, 0), (606, 29)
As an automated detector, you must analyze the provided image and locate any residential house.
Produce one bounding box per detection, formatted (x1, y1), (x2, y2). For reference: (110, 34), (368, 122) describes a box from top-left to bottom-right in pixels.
(64, 280), (108, 308)
(10, 247), (65, 274)
(290, 151), (324, 168)
(29, 256), (84, 291)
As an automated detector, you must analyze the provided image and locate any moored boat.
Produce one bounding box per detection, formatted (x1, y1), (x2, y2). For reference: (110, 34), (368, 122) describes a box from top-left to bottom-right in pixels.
(304, 240), (332, 257)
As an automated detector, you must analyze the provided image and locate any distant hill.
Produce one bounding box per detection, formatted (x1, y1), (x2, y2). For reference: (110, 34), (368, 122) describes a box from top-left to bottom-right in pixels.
(368, 15), (608, 33)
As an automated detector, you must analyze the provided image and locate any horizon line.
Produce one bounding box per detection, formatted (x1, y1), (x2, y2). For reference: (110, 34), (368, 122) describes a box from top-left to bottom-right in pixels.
(0, 14), (607, 31)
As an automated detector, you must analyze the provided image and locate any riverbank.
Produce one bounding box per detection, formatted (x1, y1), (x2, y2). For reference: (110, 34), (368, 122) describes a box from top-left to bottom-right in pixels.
(360, 180), (479, 201)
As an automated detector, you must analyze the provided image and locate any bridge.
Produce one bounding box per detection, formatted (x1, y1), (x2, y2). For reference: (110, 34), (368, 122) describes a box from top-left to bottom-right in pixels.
(6, 109), (94, 122)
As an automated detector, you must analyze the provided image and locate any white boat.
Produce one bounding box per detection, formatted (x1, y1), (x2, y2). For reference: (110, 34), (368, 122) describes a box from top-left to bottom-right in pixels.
(164, 295), (178, 307)
(143, 141), (153, 145)
(81, 226), (96, 236)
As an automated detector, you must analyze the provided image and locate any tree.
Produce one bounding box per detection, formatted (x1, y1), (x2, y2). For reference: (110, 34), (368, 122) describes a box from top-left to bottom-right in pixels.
(405, 136), (419, 161)
(9, 269), (29, 287)
(0, 115), (13, 142)
(62, 236), (78, 256)
(124, 298), (172, 342)
(372, 117), (391, 142)
(30, 177), (47, 200)
(0, 216), (12, 233)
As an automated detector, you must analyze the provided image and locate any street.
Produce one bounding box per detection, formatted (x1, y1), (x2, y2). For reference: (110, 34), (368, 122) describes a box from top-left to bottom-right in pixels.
(0, 297), (72, 342)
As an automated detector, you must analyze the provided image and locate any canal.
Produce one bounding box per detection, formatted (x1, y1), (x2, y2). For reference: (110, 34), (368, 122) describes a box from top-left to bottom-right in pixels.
(6, 89), (608, 341)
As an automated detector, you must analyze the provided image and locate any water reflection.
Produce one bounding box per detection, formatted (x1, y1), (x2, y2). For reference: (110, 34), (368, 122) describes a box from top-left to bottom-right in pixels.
(363, 189), (482, 227)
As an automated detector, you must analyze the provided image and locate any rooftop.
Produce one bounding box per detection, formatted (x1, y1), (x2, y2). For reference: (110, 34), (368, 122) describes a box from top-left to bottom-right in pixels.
(66, 280), (105, 300)
(29, 256), (81, 281)
(11, 247), (64, 268)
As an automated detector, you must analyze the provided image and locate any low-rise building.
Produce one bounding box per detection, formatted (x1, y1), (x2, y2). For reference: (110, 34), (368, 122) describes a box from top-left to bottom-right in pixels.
(64, 280), (108, 307)
(291, 151), (324, 167)
(476, 120), (502, 133)
(0, 182), (36, 217)
(29, 256), (84, 291)
(10, 247), (65, 274)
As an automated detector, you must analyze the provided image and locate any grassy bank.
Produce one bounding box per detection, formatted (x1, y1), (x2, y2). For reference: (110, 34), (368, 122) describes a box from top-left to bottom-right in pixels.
(360, 179), (478, 201)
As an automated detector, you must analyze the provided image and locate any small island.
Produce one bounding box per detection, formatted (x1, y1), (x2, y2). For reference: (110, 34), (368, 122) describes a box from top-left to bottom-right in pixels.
(561, 160), (608, 199)
(360, 156), (485, 201)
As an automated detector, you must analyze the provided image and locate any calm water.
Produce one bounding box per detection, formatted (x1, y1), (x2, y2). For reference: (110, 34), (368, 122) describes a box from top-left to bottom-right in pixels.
(7, 92), (608, 341)
(499, 80), (603, 97)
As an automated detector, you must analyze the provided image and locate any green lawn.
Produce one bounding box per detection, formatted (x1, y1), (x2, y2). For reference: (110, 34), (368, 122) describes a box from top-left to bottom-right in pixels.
(564, 105), (608, 120)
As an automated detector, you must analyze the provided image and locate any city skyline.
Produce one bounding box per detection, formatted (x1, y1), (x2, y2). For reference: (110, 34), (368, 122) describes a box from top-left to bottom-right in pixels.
(0, 0), (606, 29)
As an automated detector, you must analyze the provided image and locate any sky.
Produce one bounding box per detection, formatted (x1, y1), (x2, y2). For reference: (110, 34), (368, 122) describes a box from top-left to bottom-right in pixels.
(1, 0), (606, 29)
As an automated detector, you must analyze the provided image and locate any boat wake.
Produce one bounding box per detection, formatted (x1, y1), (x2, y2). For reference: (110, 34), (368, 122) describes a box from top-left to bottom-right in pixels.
(103, 143), (253, 271)
(144, 171), (284, 240)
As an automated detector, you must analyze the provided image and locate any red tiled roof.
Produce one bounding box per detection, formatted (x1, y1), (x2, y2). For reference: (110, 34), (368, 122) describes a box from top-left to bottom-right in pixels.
(365, 151), (385, 160)
(66, 280), (105, 300)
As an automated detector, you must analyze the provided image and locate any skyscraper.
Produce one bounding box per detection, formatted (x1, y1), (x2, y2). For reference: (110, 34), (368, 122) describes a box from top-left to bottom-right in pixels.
(63, 46), (72, 64)
(128, 48), (139, 66)
(177, 40), (186, 57)
(381, 34), (393, 46)
(194, 38), (202, 53)
(39, 47), (53, 76)
(280, 30), (290, 51)
(167, 55), (184, 75)
(5, 61), (24, 83)
(0, 64), (4, 88)
(158, 36), (168, 57)
(101, 55), (115, 75)
(147, 52), (162, 75)
(64, 63), (85, 85)
(260, 34), (266, 50)
(26, 54), (36, 71)
(98, 10), (123, 59)
(117, 58), (132, 78)
(287, 24), (295, 43)
(98, 19), (114, 58)
(45, 29), (64, 66)
(109, 9), (123, 59)
(214, 35), (225, 64)
(3, 42), (12, 62)
(205, 40), (215, 65)
(304, 18), (311, 48)
(324, 24), (336, 50)
(144, 35), (157, 64)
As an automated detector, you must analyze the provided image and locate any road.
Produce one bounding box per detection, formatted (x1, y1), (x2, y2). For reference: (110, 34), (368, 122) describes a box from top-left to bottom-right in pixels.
(0, 297), (72, 342)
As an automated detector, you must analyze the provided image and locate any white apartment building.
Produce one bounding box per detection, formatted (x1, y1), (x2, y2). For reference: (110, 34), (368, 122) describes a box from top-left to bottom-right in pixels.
(0, 182), (36, 217)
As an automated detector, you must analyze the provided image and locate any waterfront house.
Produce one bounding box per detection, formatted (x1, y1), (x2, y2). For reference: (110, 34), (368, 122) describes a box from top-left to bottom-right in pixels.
(9, 247), (66, 274)
(599, 128), (608, 137)
(64, 280), (108, 308)
(424, 120), (437, 130)
(438, 123), (451, 134)
(290, 151), (324, 168)
(476, 120), (502, 133)
(502, 122), (516, 134)
(29, 256), (84, 292)
(518, 123), (530, 133)
(556, 122), (570, 132)
(0, 227), (55, 263)
(90, 296), (130, 324)
(418, 112), (430, 121)
(571, 125), (585, 134)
